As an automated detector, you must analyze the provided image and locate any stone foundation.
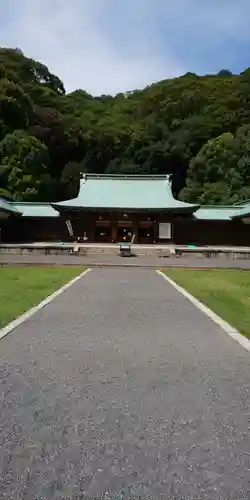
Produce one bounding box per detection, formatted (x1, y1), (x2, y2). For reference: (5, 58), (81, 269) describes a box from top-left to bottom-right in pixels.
(1, 243), (250, 260)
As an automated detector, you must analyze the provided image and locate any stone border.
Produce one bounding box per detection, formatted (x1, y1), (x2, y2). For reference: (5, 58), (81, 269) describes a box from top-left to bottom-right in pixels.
(157, 270), (250, 353)
(0, 268), (91, 341)
(2, 243), (250, 260)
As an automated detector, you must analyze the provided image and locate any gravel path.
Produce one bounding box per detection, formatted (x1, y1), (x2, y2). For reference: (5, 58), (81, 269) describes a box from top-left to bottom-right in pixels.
(2, 252), (250, 268)
(1, 268), (250, 499)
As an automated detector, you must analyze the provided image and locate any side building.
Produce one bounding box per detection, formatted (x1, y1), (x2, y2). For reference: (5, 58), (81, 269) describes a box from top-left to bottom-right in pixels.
(1, 174), (250, 246)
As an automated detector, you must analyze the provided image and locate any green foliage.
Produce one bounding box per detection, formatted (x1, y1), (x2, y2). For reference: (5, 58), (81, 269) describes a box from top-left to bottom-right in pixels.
(0, 130), (51, 200)
(0, 46), (250, 203)
(181, 126), (250, 204)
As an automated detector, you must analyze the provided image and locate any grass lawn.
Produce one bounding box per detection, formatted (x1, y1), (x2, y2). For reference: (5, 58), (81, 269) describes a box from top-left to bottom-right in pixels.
(164, 269), (250, 339)
(0, 266), (86, 328)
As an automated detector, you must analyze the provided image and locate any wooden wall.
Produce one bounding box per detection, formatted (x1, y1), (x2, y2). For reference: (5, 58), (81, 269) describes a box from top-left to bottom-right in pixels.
(0, 217), (68, 243)
(1, 212), (250, 246)
(173, 219), (250, 246)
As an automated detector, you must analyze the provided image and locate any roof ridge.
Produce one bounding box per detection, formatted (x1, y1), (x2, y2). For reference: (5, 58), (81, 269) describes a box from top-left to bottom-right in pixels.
(233, 199), (250, 206)
(82, 173), (171, 181)
(198, 205), (240, 209)
(12, 201), (55, 205)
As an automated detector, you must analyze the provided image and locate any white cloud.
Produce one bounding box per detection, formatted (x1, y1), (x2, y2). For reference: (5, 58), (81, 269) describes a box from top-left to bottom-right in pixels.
(0, 0), (183, 95)
(0, 0), (250, 95)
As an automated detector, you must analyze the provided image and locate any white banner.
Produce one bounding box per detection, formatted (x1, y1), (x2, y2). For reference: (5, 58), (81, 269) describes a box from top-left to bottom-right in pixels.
(159, 223), (171, 239)
(65, 220), (74, 237)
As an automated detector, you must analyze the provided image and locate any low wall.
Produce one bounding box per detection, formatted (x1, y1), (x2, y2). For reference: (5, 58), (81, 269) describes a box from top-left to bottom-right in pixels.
(0, 244), (118, 257)
(157, 248), (250, 260)
(1, 243), (250, 259)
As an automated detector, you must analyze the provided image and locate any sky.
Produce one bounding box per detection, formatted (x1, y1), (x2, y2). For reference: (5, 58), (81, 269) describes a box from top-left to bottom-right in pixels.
(0, 0), (250, 96)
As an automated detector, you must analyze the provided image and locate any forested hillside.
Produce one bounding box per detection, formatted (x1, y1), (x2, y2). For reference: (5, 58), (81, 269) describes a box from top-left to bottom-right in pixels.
(1, 47), (250, 204)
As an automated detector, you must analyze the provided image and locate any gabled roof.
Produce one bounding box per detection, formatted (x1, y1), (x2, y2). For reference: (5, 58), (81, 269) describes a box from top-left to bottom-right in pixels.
(53, 174), (199, 213)
(233, 199), (250, 206)
(195, 199), (250, 221)
(11, 202), (59, 218)
(231, 205), (250, 220)
(0, 197), (22, 215)
(3, 177), (250, 221)
(194, 206), (242, 221)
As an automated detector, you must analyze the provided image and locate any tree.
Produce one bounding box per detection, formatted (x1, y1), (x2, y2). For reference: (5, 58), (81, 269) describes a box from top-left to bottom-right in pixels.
(1, 46), (250, 204)
(0, 79), (33, 131)
(58, 161), (84, 200)
(0, 130), (51, 200)
(181, 129), (250, 204)
(218, 70), (233, 77)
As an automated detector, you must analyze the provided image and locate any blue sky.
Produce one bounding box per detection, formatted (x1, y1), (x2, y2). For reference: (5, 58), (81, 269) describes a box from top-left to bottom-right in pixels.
(0, 0), (250, 95)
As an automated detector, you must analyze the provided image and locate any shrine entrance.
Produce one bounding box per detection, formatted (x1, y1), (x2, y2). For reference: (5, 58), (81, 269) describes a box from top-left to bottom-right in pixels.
(117, 222), (133, 242)
(138, 223), (155, 244)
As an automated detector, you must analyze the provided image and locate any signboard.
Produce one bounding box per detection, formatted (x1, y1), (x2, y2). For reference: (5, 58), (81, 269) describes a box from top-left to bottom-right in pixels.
(65, 220), (74, 237)
(159, 223), (171, 239)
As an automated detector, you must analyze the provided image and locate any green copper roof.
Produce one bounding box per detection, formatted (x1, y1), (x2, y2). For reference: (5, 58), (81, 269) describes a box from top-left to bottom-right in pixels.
(53, 174), (199, 213)
(195, 206), (241, 221)
(11, 202), (59, 218)
(231, 205), (250, 220)
(0, 197), (22, 215)
(3, 177), (250, 221)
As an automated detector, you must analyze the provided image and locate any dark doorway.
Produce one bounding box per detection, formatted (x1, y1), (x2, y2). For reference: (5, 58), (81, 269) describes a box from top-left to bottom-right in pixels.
(94, 226), (111, 242)
(139, 225), (155, 244)
(117, 225), (133, 242)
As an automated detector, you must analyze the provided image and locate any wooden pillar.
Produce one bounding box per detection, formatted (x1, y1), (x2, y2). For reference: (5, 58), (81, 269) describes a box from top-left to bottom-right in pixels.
(153, 221), (158, 243)
(153, 215), (159, 243)
(89, 226), (95, 242)
(110, 212), (118, 243)
(111, 222), (117, 243)
(87, 213), (94, 242)
(132, 215), (139, 243)
(82, 213), (90, 241)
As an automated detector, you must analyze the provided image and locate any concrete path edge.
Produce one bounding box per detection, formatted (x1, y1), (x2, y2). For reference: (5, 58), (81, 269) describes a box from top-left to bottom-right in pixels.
(0, 268), (91, 341)
(157, 269), (250, 353)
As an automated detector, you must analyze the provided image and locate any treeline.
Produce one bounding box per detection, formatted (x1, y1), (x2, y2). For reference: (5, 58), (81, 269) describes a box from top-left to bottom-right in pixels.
(1, 47), (250, 204)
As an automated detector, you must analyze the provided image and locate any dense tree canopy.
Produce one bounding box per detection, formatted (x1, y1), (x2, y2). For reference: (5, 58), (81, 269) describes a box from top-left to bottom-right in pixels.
(0, 47), (250, 203)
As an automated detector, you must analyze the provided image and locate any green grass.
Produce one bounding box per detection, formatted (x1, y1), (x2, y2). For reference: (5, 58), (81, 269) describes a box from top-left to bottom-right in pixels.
(0, 266), (86, 328)
(164, 269), (250, 339)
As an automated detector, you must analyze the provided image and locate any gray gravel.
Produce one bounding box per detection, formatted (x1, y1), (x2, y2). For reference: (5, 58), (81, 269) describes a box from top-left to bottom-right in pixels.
(1, 268), (250, 499)
(2, 253), (250, 269)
